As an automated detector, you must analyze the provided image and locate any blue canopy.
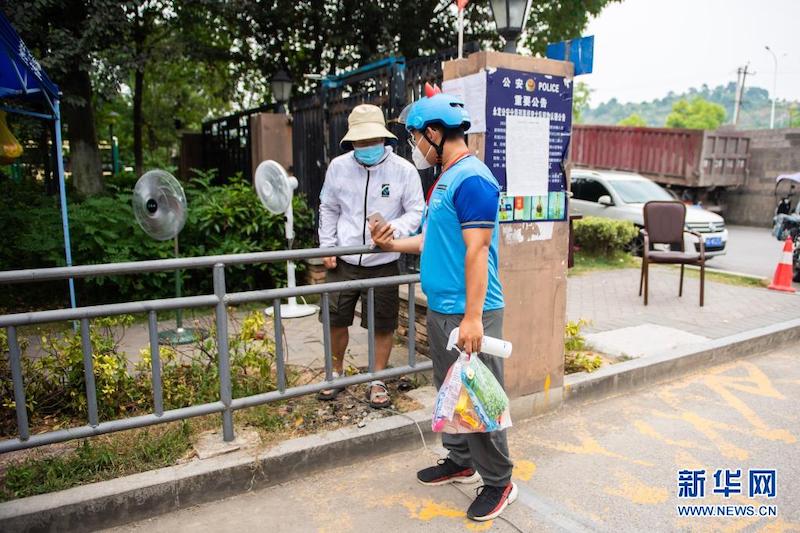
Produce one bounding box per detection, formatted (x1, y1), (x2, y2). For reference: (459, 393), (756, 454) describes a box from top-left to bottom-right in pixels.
(0, 12), (59, 103)
(0, 11), (76, 310)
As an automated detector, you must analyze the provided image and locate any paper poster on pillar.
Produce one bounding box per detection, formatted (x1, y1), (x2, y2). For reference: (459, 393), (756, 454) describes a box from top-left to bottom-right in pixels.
(483, 68), (573, 223)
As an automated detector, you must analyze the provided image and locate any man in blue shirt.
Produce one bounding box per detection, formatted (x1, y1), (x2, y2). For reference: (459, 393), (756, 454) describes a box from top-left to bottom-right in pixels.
(371, 90), (516, 522)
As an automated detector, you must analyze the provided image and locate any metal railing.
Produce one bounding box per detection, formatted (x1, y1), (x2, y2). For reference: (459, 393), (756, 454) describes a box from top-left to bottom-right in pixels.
(0, 246), (428, 453)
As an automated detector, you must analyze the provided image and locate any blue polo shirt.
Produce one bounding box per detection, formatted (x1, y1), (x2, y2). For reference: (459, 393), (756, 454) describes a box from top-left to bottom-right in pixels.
(420, 155), (504, 315)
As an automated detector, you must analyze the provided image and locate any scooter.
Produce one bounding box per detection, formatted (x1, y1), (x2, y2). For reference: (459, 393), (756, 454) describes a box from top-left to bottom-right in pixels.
(772, 173), (800, 282)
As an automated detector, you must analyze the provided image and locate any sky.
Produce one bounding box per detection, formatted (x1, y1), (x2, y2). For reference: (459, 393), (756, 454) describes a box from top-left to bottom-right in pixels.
(581, 0), (800, 105)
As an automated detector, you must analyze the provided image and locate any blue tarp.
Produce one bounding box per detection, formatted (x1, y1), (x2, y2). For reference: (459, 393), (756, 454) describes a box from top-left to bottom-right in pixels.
(0, 12), (59, 102)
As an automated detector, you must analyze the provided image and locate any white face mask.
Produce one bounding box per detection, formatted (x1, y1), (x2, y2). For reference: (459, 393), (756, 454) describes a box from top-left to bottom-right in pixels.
(412, 144), (434, 170)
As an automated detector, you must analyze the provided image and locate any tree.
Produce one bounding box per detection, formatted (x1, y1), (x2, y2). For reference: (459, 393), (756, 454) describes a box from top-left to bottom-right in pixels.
(665, 98), (726, 130)
(225, 0), (499, 97)
(2, 0), (127, 196)
(522, 0), (621, 55)
(618, 113), (647, 127)
(127, 2), (167, 177)
(93, 1), (240, 173)
(226, 0), (616, 97)
(572, 82), (592, 124)
(789, 105), (800, 128)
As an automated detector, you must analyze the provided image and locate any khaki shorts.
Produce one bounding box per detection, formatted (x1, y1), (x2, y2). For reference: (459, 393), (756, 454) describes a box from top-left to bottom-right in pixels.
(321, 260), (400, 331)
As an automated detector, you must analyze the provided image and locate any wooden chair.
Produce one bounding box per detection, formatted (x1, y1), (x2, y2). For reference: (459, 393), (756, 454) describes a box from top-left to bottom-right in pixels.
(639, 201), (706, 306)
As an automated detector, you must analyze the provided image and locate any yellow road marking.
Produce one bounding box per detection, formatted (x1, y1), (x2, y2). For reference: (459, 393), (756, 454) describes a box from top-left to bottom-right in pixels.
(634, 419), (706, 449)
(603, 470), (668, 505)
(380, 493), (494, 530)
(513, 460), (536, 481)
(526, 423), (654, 467)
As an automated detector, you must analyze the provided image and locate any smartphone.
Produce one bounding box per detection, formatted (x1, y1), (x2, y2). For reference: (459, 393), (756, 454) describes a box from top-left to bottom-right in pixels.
(367, 212), (387, 229)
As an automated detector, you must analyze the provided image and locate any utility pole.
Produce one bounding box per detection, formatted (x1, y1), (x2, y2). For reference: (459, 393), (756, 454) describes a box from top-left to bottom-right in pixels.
(732, 67), (743, 126)
(765, 46), (778, 129)
(732, 63), (753, 127)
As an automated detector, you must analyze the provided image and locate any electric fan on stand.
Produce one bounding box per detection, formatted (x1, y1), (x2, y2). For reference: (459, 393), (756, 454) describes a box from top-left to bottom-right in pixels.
(254, 160), (318, 318)
(133, 169), (206, 344)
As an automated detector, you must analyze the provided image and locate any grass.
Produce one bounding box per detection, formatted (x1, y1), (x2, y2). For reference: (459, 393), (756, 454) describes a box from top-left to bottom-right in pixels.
(0, 372), (423, 502)
(569, 251), (771, 290)
(569, 251), (640, 276)
(0, 422), (192, 502)
(678, 266), (770, 289)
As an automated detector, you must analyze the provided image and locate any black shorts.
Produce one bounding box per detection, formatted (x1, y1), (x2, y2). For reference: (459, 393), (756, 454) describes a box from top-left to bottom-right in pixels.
(321, 260), (400, 331)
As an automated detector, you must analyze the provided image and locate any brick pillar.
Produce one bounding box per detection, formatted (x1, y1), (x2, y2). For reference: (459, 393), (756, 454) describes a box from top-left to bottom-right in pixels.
(250, 113), (293, 178)
(443, 52), (573, 404)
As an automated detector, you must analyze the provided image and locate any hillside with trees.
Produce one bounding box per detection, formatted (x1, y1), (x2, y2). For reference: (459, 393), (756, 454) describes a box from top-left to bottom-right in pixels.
(582, 82), (800, 129)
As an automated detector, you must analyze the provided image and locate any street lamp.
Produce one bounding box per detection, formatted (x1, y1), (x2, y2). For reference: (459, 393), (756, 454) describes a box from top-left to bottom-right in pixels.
(271, 69), (293, 114)
(489, 0), (533, 53)
(765, 46), (778, 129)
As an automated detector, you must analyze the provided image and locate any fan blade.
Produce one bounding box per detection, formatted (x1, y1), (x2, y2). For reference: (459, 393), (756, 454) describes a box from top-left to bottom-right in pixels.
(133, 170), (187, 241)
(254, 160), (292, 214)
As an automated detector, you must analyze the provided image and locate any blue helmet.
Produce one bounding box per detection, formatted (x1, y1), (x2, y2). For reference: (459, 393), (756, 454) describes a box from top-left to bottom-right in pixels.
(400, 93), (471, 133)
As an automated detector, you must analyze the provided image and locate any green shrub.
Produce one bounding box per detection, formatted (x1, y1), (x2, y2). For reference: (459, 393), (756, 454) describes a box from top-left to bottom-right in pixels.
(0, 311), (280, 437)
(564, 319), (589, 352)
(564, 319), (603, 374)
(573, 216), (638, 257)
(179, 171), (316, 296)
(566, 352), (603, 374)
(1, 170), (316, 306)
(0, 178), (59, 270)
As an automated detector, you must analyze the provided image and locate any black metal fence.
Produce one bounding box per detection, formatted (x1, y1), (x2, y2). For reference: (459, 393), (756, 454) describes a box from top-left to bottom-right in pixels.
(201, 104), (272, 183)
(0, 245), (426, 453)
(292, 43), (480, 215)
(199, 44), (480, 207)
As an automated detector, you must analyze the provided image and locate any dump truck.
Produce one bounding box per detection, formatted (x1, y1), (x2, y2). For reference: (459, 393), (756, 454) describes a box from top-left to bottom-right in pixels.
(570, 125), (751, 213)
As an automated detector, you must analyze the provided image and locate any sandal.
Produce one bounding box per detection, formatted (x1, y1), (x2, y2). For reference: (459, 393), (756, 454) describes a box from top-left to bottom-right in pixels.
(366, 380), (391, 409)
(317, 372), (345, 401)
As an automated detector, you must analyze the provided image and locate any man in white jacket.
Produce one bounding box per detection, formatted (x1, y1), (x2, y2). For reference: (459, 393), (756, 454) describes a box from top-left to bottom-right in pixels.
(317, 104), (424, 407)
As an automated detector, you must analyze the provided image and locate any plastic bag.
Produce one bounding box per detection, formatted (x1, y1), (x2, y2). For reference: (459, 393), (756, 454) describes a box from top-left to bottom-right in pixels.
(432, 352), (512, 433)
(0, 111), (23, 165)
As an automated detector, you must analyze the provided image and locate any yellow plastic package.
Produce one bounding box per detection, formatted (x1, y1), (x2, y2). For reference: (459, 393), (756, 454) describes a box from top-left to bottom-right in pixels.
(0, 111), (23, 164)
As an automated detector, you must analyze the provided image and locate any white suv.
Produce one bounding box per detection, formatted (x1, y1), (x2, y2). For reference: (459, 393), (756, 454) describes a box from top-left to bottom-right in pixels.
(571, 169), (728, 257)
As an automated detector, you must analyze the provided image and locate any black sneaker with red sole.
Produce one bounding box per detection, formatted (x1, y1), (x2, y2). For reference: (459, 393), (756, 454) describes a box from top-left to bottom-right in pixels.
(467, 482), (518, 521)
(417, 458), (481, 486)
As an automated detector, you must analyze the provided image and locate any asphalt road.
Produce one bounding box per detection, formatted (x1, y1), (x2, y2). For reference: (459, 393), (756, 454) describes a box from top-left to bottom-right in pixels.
(712, 225), (799, 290)
(109, 345), (800, 533)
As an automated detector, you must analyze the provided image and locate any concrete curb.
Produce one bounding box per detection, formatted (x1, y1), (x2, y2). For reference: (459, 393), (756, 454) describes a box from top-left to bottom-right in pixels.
(0, 399), (437, 533)
(563, 317), (800, 404)
(2, 319), (799, 532)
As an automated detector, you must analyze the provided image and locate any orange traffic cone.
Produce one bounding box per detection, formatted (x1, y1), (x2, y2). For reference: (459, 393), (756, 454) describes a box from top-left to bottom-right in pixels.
(768, 237), (796, 293)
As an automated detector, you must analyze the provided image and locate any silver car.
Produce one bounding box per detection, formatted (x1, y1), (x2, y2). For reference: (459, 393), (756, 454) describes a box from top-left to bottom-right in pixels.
(571, 169), (728, 257)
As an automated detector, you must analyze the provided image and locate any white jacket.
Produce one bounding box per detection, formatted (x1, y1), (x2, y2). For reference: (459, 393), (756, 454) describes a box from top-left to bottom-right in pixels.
(319, 146), (424, 266)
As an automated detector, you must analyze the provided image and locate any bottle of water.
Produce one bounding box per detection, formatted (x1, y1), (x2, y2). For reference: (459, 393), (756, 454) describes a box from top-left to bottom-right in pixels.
(446, 327), (512, 358)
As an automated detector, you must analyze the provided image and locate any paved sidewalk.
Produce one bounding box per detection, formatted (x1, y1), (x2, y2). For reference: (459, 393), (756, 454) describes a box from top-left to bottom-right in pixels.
(566, 266), (798, 358)
(24, 265), (796, 367)
(107, 346), (800, 532)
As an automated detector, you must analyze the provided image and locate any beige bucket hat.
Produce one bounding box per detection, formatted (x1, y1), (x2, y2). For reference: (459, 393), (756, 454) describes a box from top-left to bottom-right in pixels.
(340, 104), (398, 148)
